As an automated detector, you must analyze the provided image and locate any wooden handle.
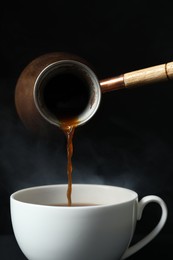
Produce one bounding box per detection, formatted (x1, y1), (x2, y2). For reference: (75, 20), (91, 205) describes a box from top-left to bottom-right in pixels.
(100, 62), (173, 93)
(124, 62), (173, 88)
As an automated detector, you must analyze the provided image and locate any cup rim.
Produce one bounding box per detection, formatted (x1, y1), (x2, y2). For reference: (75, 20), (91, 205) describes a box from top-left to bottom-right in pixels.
(10, 184), (138, 208)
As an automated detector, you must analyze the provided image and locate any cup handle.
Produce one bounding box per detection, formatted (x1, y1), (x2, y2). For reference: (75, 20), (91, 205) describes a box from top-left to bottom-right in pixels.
(122, 195), (168, 259)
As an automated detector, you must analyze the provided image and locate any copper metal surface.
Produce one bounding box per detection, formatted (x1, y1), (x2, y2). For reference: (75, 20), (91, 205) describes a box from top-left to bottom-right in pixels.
(100, 75), (125, 93)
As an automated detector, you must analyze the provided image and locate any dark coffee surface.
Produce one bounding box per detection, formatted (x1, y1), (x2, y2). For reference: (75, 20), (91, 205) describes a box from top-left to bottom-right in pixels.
(48, 203), (100, 207)
(43, 72), (90, 120)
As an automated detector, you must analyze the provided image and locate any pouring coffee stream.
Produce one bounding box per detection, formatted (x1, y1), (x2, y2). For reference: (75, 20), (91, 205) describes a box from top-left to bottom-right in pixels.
(15, 52), (173, 205)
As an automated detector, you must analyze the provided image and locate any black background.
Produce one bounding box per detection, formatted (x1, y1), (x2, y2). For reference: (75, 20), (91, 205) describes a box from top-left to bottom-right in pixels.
(0, 0), (173, 259)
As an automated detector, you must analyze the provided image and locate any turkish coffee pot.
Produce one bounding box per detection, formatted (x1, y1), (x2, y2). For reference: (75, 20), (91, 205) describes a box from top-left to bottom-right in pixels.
(15, 52), (173, 133)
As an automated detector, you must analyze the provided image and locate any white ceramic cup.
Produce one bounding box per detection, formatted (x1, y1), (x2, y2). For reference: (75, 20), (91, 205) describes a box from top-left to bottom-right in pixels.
(10, 184), (167, 260)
